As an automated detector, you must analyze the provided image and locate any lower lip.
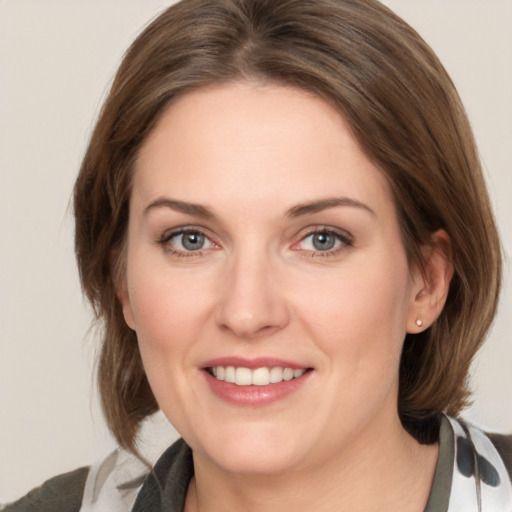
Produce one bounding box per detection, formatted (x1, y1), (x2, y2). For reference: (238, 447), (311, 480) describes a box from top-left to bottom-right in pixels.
(203, 370), (312, 406)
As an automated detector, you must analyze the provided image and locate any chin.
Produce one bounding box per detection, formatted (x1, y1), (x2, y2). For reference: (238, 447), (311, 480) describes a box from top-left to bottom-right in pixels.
(208, 445), (305, 476)
(189, 423), (311, 476)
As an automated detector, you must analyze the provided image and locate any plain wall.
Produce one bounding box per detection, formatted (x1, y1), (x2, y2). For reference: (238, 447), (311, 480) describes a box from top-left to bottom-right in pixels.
(1, 0), (511, 502)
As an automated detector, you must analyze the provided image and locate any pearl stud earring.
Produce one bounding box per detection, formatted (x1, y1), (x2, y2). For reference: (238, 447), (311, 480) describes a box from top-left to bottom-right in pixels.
(415, 319), (423, 327)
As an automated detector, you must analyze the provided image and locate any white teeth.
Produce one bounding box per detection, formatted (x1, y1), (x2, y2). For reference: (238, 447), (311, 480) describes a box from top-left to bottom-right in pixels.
(225, 366), (235, 383)
(269, 367), (283, 383)
(252, 367), (270, 385)
(210, 366), (308, 386)
(283, 368), (294, 381)
(235, 367), (252, 386)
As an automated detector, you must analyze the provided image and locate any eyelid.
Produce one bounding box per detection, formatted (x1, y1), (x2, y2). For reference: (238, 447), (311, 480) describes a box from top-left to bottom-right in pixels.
(158, 225), (220, 255)
(292, 226), (354, 255)
(156, 224), (353, 258)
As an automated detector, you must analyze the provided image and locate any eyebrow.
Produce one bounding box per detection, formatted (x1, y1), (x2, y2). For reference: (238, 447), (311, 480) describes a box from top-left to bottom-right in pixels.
(143, 196), (375, 220)
(143, 197), (216, 219)
(285, 197), (375, 218)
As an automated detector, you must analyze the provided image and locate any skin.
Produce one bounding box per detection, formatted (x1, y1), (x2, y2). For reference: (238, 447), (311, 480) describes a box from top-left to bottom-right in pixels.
(119, 82), (453, 511)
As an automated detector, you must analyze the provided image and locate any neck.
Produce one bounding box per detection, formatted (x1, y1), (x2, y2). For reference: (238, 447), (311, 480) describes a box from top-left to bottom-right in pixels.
(185, 414), (439, 512)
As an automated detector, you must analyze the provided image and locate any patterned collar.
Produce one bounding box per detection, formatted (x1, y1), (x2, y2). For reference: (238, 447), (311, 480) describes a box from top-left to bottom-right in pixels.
(441, 416), (512, 511)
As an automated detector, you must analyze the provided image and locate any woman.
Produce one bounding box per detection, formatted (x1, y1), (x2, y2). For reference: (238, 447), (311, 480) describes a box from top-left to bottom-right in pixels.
(4, 0), (511, 510)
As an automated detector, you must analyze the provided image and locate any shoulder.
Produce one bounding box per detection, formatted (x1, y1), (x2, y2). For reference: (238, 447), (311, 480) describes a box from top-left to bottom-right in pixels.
(488, 431), (512, 482)
(79, 438), (190, 511)
(449, 416), (512, 481)
(1, 467), (89, 512)
(447, 416), (512, 504)
(424, 416), (512, 511)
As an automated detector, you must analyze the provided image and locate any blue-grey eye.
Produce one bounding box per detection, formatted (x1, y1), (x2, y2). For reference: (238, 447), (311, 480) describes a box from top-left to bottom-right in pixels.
(311, 232), (337, 251)
(161, 229), (215, 255)
(296, 230), (350, 253)
(180, 231), (206, 251)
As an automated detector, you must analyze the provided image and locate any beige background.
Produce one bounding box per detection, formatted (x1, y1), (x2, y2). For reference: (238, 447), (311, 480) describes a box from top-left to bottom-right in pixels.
(1, 0), (511, 502)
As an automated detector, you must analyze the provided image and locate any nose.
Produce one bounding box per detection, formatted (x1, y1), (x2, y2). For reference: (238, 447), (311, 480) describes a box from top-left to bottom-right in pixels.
(214, 250), (290, 339)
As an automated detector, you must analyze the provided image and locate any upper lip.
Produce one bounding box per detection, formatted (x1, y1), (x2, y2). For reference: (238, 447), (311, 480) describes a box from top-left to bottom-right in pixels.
(201, 357), (311, 370)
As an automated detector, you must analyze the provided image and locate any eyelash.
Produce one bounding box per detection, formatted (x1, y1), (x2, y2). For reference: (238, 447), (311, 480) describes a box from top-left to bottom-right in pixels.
(293, 227), (354, 258)
(157, 226), (354, 258)
(158, 228), (217, 257)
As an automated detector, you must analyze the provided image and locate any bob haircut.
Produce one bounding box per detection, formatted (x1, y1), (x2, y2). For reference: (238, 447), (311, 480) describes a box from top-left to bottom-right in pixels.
(74, 0), (502, 453)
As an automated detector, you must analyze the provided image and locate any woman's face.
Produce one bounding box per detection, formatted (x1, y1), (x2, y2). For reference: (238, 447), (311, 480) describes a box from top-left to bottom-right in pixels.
(120, 82), (424, 475)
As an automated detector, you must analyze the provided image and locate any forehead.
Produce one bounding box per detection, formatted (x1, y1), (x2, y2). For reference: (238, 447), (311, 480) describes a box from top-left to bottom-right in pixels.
(133, 81), (393, 218)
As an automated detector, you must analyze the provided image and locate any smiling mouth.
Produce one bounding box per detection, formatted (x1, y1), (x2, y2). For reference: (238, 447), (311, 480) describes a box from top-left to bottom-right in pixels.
(207, 366), (311, 386)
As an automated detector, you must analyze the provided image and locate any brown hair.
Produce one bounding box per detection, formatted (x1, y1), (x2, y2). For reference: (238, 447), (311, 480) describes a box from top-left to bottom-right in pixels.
(74, 0), (502, 452)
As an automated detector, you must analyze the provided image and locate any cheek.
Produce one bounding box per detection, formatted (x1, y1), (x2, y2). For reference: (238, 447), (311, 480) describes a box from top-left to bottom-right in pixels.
(125, 265), (209, 415)
(295, 253), (412, 370)
(125, 260), (201, 358)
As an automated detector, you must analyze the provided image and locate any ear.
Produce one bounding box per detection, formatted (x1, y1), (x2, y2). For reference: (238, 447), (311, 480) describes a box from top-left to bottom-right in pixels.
(406, 230), (454, 333)
(117, 279), (136, 331)
(111, 248), (136, 331)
